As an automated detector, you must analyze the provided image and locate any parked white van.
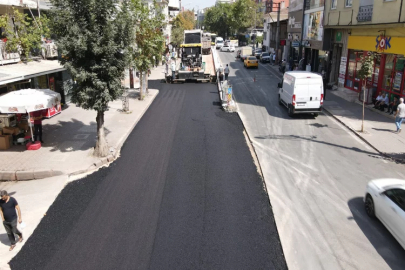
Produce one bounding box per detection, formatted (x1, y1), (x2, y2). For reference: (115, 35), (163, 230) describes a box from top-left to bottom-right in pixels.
(278, 71), (324, 117)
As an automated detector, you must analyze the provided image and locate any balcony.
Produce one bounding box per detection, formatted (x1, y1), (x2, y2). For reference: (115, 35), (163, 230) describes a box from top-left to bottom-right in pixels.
(357, 5), (373, 22)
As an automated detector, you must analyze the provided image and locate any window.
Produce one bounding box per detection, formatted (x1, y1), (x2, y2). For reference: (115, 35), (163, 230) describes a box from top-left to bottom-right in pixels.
(385, 189), (405, 211)
(331, 0), (337, 9)
(345, 0), (352, 7)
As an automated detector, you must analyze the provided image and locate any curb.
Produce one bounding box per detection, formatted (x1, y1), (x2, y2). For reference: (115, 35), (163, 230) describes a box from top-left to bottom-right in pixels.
(323, 108), (405, 164)
(0, 90), (159, 182)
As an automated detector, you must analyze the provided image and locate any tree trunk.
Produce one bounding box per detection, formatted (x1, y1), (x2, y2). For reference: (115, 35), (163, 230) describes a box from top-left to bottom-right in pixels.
(146, 72), (149, 95)
(139, 71), (144, 100)
(94, 110), (109, 157)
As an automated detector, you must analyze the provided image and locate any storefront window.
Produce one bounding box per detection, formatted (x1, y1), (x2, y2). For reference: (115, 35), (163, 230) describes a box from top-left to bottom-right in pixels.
(345, 50), (363, 91)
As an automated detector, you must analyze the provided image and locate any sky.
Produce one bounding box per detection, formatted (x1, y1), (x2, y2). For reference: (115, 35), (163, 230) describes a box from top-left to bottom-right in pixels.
(182, 0), (216, 11)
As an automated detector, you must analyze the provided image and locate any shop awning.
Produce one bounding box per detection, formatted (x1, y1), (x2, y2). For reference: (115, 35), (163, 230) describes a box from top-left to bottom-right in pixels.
(0, 88), (61, 114)
(0, 60), (66, 86)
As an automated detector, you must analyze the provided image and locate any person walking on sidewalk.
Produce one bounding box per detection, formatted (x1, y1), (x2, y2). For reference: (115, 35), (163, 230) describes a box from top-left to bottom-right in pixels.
(0, 190), (23, 251)
(394, 98), (405, 133)
(224, 64), (229, 81)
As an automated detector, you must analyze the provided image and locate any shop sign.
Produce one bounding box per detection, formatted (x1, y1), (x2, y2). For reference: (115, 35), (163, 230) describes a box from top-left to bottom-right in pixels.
(335, 31), (342, 42)
(347, 36), (405, 55)
(375, 35), (391, 52)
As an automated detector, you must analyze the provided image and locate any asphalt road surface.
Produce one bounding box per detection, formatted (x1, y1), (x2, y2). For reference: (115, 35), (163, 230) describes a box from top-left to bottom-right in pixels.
(10, 81), (287, 270)
(218, 50), (405, 270)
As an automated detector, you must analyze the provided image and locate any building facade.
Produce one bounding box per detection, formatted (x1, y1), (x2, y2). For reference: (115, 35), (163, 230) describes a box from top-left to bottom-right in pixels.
(324, 0), (405, 100)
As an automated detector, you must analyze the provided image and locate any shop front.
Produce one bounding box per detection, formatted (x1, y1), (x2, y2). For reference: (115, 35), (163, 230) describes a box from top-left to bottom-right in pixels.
(345, 35), (405, 100)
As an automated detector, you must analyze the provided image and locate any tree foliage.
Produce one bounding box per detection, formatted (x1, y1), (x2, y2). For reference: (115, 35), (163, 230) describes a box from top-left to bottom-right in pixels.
(133, 1), (165, 73)
(50, 0), (136, 156)
(0, 8), (50, 59)
(204, 0), (261, 38)
(170, 10), (195, 47)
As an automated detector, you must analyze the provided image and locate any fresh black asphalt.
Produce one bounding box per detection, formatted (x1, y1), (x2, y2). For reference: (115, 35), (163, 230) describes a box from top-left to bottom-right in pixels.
(10, 80), (287, 270)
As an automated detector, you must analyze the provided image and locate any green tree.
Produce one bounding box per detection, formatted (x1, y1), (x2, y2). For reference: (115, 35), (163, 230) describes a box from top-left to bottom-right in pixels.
(356, 52), (375, 132)
(132, 0), (165, 100)
(50, 0), (136, 157)
(203, 0), (259, 38)
(0, 8), (50, 59)
(170, 10), (195, 47)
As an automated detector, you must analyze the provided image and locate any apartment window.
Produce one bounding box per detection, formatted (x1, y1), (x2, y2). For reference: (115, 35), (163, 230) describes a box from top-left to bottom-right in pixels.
(345, 0), (352, 7)
(331, 0), (337, 9)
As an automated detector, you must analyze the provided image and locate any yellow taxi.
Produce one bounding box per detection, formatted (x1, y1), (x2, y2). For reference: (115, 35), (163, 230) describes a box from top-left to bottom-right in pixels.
(244, 56), (258, 69)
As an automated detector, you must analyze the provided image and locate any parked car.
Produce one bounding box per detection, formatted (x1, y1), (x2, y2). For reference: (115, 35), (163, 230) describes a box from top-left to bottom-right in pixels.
(220, 45), (235, 52)
(254, 49), (262, 59)
(244, 56), (258, 69)
(260, 52), (271, 63)
(365, 179), (405, 250)
(277, 71), (323, 117)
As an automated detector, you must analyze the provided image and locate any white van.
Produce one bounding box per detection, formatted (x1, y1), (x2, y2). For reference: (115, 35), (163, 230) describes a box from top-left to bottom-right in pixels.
(278, 71), (324, 117)
(215, 37), (224, 50)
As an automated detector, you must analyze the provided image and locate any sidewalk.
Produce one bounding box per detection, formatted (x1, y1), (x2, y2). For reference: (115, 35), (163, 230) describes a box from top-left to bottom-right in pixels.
(0, 66), (165, 269)
(0, 75), (160, 181)
(324, 89), (405, 162)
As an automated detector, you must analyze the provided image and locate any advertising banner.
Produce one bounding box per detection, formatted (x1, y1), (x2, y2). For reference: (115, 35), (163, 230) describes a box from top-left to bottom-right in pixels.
(288, 11), (303, 33)
(303, 11), (323, 41)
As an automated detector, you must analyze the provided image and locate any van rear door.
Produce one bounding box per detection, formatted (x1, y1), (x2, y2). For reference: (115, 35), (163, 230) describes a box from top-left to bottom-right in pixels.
(294, 78), (322, 109)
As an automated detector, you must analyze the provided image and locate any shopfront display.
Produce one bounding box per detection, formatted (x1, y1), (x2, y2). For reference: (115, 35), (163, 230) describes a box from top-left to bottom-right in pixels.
(344, 49), (405, 99)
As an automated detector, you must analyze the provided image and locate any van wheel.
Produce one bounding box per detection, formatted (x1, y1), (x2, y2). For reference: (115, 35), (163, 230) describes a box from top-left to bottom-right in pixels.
(313, 113), (319, 117)
(278, 95), (282, 105)
(288, 105), (294, 117)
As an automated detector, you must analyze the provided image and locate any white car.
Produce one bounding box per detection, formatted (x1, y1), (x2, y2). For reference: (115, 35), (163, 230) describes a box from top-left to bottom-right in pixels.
(220, 45), (235, 52)
(365, 179), (405, 249)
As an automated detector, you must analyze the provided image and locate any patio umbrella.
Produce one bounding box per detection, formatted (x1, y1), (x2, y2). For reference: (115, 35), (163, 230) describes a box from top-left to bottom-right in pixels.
(0, 88), (61, 141)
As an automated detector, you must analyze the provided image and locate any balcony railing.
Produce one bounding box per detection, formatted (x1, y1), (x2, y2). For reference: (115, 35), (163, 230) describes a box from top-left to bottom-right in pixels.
(357, 5), (373, 22)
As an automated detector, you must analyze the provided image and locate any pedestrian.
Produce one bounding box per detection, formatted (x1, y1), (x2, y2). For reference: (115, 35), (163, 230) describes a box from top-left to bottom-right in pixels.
(272, 53), (276, 66)
(289, 57), (294, 71)
(31, 109), (46, 143)
(394, 97), (405, 133)
(224, 64), (229, 81)
(0, 190), (23, 251)
(171, 61), (176, 83)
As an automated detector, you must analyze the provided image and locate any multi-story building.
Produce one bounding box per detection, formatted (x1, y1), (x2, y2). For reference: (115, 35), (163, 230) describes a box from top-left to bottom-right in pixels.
(324, 0), (405, 100)
(0, 0), (71, 103)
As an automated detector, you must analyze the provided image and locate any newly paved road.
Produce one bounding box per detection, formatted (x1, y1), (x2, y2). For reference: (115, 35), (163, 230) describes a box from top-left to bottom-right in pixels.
(10, 81), (286, 269)
(218, 50), (405, 270)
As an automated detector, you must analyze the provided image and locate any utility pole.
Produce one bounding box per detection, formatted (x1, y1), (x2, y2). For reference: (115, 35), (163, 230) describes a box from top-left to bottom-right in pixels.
(275, 3), (281, 65)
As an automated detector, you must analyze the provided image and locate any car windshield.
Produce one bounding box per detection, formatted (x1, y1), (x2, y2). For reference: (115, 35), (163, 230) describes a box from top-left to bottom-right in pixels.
(249, 57), (256, 60)
(262, 53), (269, 56)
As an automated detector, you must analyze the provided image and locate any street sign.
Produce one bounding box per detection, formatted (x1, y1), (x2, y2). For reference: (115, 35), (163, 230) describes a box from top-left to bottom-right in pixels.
(292, 41), (300, 47)
(245, 34), (250, 38)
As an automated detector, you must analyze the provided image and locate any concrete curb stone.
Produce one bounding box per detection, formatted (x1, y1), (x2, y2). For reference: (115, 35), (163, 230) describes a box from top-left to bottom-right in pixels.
(323, 108), (405, 164)
(0, 90), (159, 182)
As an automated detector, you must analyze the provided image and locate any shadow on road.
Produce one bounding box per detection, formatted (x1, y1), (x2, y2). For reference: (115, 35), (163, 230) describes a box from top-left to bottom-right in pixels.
(347, 197), (405, 270)
(255, 134), (381, 157)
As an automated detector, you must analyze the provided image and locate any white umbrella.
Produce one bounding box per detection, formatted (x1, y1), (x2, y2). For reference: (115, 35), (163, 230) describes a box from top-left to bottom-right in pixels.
(0, 89), (61, 141)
